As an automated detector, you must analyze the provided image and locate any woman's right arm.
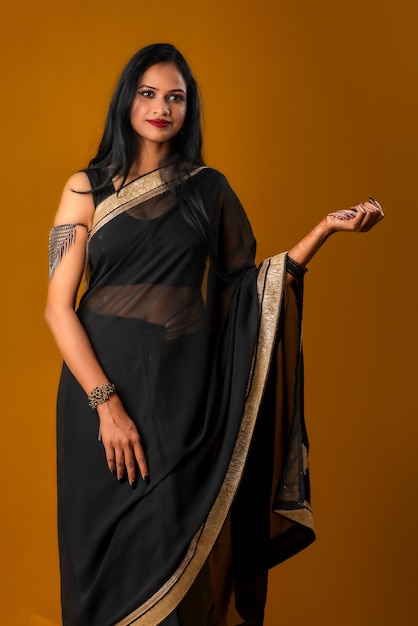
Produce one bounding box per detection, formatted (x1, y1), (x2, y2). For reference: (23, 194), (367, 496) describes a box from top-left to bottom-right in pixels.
(45, 172), (149, 487)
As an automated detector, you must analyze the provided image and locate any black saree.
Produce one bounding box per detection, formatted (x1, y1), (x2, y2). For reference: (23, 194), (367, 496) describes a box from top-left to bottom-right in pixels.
(56, 166), (314, 626)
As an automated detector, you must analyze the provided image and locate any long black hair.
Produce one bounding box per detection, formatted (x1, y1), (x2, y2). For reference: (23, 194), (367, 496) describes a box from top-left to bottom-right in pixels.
(88, 43), (208, 237)
(89, 43), (204, 183)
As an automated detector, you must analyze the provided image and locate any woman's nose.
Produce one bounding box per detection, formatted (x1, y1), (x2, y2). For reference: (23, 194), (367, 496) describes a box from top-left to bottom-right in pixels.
(154, 96), (170, 115)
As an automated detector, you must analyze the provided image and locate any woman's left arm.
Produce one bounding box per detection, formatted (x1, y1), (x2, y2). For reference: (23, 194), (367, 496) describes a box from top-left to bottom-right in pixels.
(286, 198), (384, 283)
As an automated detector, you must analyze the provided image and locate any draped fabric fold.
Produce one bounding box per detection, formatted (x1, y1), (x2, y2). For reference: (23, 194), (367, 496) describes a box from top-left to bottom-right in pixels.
(56, 167), (314, 626)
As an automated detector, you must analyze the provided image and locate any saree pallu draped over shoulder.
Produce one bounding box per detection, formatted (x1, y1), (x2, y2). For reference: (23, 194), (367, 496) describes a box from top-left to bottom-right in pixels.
(56, 166), (315, 626)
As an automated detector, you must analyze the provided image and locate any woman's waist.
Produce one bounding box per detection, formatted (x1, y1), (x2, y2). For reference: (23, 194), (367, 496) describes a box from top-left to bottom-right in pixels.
(78, 282), (206, 341)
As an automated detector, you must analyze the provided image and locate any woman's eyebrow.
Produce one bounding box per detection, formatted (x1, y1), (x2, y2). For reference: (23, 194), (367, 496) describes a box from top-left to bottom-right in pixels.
(137, 83), (186, 93)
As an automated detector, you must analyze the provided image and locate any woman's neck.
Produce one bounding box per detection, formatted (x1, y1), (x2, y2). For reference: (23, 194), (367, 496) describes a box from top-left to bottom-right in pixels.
(133, 140), (169, 177)
(112, 141), (170, 189)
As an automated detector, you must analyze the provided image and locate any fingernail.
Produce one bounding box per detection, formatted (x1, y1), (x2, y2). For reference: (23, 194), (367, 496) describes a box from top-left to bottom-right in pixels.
(118, 476), (126, 484)
(111, 469), (116, 475)
(144, 474), (150, 485)
(130, 479), (137, 490)
(369, 196), (380, 206)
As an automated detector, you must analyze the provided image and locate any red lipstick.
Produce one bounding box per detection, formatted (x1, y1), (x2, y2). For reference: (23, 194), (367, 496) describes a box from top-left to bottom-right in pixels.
(147, 119), (170, 128)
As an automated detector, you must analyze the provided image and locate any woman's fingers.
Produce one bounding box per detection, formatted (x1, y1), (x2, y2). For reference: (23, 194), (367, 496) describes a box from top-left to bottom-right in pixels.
(132, 436), (149, 484)
(98, 396), (149, 489)
(106, 453), (116, 475)
(328, 198), (384, 232)
(355, 201), (384, 231)
(369, 196), (384, 214)
(115, 446), (126, 482)
(363, 199), (384, 224)
(103, 432), (148, 488)
(124, 448), (138, 488)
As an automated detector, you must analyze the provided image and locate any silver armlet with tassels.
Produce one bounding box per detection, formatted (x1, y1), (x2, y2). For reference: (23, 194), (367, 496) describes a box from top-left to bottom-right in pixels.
(48, 222), (90, 280)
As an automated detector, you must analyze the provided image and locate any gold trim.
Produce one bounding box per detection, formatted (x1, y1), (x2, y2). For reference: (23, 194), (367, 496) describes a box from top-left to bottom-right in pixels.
(90, 166), (207, 238)
(116, 526), (205, 626)
(116, 253), (287, 626)
(274, 506), (313, 529)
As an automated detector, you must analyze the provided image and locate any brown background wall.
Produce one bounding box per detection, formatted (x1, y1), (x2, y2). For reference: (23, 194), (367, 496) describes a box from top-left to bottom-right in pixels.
(0, 1), (416, 624)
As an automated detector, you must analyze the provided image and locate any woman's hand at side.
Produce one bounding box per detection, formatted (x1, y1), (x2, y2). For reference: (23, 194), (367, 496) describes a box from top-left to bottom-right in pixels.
(97, 395), (149, 486)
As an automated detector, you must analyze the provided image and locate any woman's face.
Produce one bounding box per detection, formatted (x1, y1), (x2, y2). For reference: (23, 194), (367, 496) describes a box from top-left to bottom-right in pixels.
(130, 62), (187, 150)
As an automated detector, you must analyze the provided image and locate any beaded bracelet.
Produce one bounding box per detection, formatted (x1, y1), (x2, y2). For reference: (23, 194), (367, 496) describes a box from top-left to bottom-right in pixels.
(88, 383), (116, 410)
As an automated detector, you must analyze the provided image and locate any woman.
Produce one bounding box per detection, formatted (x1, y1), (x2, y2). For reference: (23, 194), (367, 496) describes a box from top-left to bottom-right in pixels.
(45, 43), (383, 626)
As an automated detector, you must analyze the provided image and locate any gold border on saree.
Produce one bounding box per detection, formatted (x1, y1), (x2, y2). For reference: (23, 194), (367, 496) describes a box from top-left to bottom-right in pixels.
(90, 166), (207, 239)
(116, 253), (291, 626)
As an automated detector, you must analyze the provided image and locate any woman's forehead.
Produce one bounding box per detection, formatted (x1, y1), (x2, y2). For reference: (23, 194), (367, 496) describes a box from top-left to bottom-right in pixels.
(137, 62), (187, 91)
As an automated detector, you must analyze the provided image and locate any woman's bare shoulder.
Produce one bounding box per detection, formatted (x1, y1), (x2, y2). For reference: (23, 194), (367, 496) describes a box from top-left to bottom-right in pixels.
(53, 171), (95, 228)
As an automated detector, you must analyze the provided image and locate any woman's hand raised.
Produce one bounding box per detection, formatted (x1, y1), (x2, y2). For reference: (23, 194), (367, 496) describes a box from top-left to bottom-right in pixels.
(97, 394), (149, 489)
(285, 197), (384, 283)
(326, 197), (384, 234)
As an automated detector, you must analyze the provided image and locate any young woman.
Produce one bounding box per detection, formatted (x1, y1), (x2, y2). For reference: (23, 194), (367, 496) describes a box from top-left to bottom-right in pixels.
(45, 43), (383, 626)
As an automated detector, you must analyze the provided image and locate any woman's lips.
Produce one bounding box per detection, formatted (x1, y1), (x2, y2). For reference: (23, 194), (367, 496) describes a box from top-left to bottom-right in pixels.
(147, 119), (170, 128)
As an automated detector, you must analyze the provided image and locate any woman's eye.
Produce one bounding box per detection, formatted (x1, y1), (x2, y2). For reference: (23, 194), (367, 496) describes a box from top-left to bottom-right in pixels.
(138, 90), (154, 98)
(168, 94), (186, 103)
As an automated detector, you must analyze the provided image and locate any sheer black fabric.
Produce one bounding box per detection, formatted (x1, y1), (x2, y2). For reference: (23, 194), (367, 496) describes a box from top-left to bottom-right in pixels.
(57, 168), (261, 625)
(57, 167), (314, 626)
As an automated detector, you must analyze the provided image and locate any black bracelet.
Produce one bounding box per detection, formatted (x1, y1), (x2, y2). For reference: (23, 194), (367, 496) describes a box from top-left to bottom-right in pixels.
(286, 255), (308, 279)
